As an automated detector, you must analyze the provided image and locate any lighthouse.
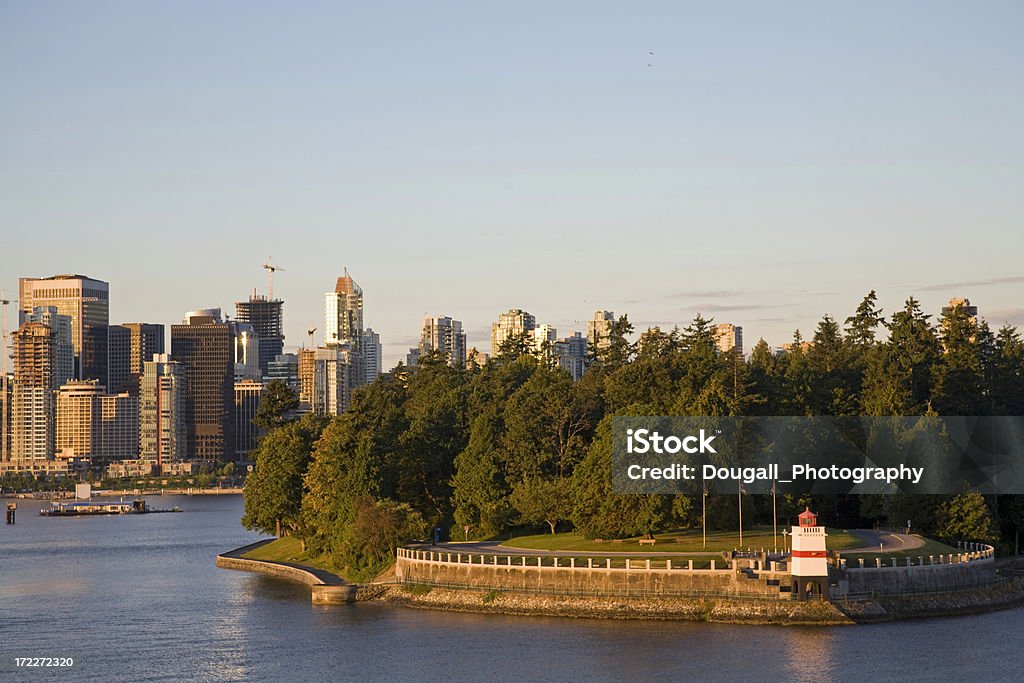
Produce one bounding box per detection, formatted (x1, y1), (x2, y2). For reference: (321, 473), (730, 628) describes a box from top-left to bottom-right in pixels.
(790, 507), (829, 600)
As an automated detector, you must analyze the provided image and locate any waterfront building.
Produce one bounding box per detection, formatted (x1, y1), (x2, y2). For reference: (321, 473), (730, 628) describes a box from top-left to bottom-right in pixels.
(554, 332), (588, 380)
(235, 295), (284, 377)
(11, 321), (59, 464)
(107, 323), (164, 395)
(170, 310), (235, 461)
(139, 354), (186, 470)
(0, 372), (11, 462)
(419, 316), (466, 367)
(715, 323), (743, 356)
(587, 310), (615, 354)
(19, 274), (109, 385)
(100, 392), (139, 462)
(56, 380), (103, 460)
(362, 328), (382, 383)
(234, 380), (264, 461)
(491, 308), (536, 356)
(791, 507), (829, 600)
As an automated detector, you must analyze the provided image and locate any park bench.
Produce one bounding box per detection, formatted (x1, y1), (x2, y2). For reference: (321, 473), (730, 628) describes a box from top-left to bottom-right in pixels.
(638, 538), (656, 546)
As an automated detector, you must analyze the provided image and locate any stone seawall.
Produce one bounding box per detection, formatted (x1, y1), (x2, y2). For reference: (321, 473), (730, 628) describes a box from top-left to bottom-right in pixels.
(216, 542), (356, 604)
(381, 585), (854, 625)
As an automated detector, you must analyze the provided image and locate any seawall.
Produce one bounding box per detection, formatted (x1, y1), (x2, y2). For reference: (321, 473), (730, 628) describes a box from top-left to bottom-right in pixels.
(216, 540), (356, 604)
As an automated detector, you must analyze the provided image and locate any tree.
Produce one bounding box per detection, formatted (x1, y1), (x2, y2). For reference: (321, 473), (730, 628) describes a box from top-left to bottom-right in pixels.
(341, 497), (428, 576)
(242, 414), (328, 537)
(936, 491), (996, 542)
(252, 380), (300, 431)
(511, 477), (573, 534)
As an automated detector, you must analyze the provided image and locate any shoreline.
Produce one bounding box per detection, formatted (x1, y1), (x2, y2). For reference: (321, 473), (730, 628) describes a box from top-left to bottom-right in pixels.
(215, 542), (1024, 624)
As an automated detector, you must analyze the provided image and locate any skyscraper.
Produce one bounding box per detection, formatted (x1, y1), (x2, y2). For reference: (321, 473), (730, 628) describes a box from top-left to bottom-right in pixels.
(325, 269), (364, 348)
(19, 274), (109, 385)
(55, 380), (138, 464)
(312, 345), (356, 415)
(362, 328), (382, 383)
(139, 354), (185, 471)
(234, 380), (263, 461)
(531, 324), (558, 362)
(170, 309), (235, 461)
(491, 309), (536, 356)
(107, 323), (164, 395)
(236, 295), (284, 378)
(419, 316), (466, 367)
(230, 321), (261, 381)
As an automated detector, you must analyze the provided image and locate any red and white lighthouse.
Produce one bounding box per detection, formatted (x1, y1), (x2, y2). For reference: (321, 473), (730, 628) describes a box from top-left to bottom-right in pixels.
(790, 507), (829, 599)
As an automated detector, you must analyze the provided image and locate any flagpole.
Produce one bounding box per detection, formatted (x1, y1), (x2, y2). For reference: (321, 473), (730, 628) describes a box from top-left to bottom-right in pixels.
(702, 483), (707, 550)
(772, 480), (777, 551)
(738, 479), (743, 547)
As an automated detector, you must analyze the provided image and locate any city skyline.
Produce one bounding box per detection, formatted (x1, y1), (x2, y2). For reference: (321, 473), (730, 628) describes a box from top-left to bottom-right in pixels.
(2, 2), (1022, 368)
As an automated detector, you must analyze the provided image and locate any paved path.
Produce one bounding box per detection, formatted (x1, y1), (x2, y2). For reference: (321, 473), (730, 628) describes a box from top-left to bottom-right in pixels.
(844, 529), (925, 553)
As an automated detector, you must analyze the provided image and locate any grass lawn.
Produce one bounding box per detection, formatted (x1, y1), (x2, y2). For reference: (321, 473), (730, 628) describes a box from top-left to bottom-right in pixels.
(242, 537), (347, 576)
(502, 526), (862, 553)
(841, 537), (960, 565)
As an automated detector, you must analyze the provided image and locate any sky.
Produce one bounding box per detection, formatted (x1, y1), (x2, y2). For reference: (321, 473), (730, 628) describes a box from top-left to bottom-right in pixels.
(2, 1), (1022, 368)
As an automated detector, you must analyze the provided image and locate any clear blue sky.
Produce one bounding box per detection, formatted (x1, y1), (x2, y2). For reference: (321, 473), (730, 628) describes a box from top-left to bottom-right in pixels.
(2, 1), (1022, 367)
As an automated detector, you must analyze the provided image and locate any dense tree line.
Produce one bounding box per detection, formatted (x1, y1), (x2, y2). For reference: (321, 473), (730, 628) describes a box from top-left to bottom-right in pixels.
(243, 293), (1024, 576)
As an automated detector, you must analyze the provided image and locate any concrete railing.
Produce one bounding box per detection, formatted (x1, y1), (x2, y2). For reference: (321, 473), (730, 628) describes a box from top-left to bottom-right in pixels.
(397, 547), (733, 573)
(844, 542), (995, 572)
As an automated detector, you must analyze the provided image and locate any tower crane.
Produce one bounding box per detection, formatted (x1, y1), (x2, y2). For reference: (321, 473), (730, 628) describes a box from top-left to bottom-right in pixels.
(262, 259), (285, 300)
(307, 327), (317, 349)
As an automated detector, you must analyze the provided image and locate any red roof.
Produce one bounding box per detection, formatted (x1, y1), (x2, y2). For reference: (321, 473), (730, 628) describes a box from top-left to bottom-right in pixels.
(798, 507), (818, 527)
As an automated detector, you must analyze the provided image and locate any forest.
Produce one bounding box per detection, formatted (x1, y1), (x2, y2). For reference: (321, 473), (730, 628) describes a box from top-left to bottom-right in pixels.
(242, 292), (1024, 577)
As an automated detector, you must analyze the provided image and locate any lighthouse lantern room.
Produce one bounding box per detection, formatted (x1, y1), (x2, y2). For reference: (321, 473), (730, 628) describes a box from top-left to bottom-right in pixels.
(790, 507), (829, 600)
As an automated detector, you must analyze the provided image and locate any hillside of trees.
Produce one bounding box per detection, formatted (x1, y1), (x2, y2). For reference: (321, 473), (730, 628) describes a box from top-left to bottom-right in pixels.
(243, 292), (1024, 578)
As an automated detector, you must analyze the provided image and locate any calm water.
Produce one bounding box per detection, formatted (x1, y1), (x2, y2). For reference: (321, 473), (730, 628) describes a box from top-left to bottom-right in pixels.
(2, 495), (1024, 682)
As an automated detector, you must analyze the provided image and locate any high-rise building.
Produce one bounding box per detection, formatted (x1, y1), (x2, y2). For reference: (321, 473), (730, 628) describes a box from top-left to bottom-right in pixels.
(236, 295), (283, 378)
(297, 350), (316, 410)
(230, 321), (261, 381)
(56, 380), (103, 459)
(491, 309), (536, 356)
(325, 269), (364, 348)
(19, 274), (109, 385)
(266, 353), (300, 390)
(312, 345), (356, 415)
(234, 380), (263, 461)
(715, 323), (743, 356)
(108, 323), (164, 395)
(554, 332), (588, 381)
(25, 307), (74, 388)
(587, 310), (615, 353)
(419, 316), (466, 367)
(0, 372), (11, 463)
(531, 324), (558, 361)
(362, 328), (382, 383)
(100, 392), (139, 462)
(405, 347), (421, 368)
(11, 321), (58, 463)
(139, 354), (185, 471)
(170, 309), (235, 461)
(56, 380), (138, 464)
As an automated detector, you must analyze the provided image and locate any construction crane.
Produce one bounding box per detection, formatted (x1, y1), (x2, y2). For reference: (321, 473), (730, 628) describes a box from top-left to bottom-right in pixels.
(0, 291), (9, 463)
(307, 327), (316, 349)
(262, 259), (285, 300)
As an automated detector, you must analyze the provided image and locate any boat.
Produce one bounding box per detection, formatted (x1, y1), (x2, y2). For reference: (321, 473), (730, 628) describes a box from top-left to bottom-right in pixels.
(39, 499), (182, 516)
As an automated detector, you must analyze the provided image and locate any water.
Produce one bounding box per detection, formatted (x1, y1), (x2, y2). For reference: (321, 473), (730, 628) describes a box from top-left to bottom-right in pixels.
(2, 495), (1023, 682)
